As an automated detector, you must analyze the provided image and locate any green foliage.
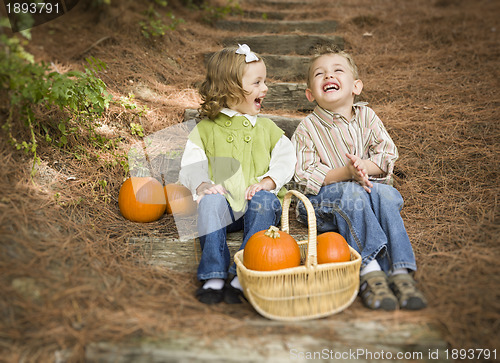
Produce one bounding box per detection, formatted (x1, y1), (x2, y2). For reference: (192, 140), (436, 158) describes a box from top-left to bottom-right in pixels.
(139, 3), (184, 39)
(153, 0), (168, 6)
(116, 93), (148, 116)
(200, 0), (243, 24)
(0, 29), (115, 173)
(88, 0), (111, 8)
(130, 122), (144, 137)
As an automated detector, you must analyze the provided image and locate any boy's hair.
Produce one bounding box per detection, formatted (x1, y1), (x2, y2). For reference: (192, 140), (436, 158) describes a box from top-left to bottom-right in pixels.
(199, 46), (262, 120)
(307, 44), (359, 87)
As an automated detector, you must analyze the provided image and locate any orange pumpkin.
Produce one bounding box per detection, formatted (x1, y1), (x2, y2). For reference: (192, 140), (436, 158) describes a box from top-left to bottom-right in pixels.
(164, 183), (197, 216)
(244, 226), (301, 271)
(118, 177), (166, 223)
(317, 232), (351, 264)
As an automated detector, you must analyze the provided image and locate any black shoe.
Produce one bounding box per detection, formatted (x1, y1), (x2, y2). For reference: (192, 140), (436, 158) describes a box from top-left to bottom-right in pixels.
(195, 287), (224, 305)
(223, 284), (246, 304)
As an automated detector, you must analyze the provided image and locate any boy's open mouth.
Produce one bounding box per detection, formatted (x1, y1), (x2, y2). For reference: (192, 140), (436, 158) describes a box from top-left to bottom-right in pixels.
(323, 83), (339, 92)
(254, 97), (263, 108)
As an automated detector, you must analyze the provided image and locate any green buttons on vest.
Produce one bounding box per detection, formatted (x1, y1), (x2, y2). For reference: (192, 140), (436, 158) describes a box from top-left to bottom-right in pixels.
(225, 120), (232, 127)
(243, 120), (250, 127)
(244, 135), (252, 142)
(226, 135), (234, 143)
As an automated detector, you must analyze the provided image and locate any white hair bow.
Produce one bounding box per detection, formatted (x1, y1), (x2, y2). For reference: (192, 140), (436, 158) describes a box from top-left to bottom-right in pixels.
(235, 44), (259, 63)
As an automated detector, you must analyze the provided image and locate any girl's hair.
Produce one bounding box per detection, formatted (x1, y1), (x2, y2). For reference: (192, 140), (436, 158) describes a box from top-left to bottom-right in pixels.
(199, 46), (262, 120)
(307, 44), (359, 87)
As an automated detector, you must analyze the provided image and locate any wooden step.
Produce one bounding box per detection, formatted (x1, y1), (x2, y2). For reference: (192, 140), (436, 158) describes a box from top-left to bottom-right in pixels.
(204, 52), (309, 82)
(244, 0), (313, 8)
(266, 82), (311, 111)
(56, 318), (450, 362)
(239, 9), (327, 20)
(203, 53), (309, 82)
(184, 109), (302, 139)
(215, 19), (338, 34)
(130, 231), (309, 272)
(262, 54), (309, 81)
(222, 34), (344, 55)
(239, 10), (287, 20)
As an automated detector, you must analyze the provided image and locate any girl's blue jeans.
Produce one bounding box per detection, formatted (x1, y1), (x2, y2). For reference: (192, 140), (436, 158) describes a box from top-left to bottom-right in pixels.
(297, 182), (417, 273)
(196, 190), (282, 281)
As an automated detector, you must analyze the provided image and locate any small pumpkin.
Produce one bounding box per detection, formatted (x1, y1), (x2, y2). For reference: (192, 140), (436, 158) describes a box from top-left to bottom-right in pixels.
(118, 177), (166, 223)
(243, 226), (301, 271)
(164, 183), (197, 216)
(317, 232), (351, 264)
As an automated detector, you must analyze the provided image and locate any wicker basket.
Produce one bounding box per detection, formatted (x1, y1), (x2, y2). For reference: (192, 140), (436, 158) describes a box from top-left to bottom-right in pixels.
(234, 190), (361, 321)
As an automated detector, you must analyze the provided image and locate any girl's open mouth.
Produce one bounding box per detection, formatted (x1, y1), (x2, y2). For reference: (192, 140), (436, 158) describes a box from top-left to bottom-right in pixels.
(254, 97), (263, 108)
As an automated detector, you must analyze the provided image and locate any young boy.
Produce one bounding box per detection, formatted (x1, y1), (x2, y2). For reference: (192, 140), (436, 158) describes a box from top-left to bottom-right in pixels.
(291, 45), (427, 311)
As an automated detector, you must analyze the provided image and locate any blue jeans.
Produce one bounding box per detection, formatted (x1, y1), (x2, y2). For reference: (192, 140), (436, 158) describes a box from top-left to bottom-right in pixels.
(197, 190), (282, 281)
(297, 182), (416, 273)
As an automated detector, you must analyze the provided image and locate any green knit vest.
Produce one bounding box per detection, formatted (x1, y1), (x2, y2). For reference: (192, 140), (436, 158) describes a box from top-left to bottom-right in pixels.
(190, 113), (287, 211)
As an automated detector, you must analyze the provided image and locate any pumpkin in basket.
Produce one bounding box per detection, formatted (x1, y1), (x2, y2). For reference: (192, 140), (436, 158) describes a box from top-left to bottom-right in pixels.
(164, 183), (197, 216)
(119, 177), (167, 223)
(317, 232), (351, 264)
(243, 226), (301, 271)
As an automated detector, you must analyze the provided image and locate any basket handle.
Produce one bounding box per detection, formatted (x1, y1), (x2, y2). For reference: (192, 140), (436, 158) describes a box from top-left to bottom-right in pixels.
(281, 190), (317, 268)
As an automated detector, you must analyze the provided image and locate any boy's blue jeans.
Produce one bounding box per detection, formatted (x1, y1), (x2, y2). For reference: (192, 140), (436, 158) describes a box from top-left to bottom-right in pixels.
(196, 190), (282, 281)
(297, 182), (417, 273)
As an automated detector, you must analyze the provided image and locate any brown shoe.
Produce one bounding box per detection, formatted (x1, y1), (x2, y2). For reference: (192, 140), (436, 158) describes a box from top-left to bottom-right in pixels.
(388, 273), (427, 310)
(359, 271), (398, 311)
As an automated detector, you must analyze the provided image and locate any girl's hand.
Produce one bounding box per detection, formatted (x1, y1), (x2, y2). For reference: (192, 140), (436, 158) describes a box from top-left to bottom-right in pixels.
(245, 177), (276, 200)
(196, 182), (226, 203)
(346, 153), (373, 193)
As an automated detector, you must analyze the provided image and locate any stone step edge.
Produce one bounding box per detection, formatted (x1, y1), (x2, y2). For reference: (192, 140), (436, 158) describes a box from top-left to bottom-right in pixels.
(222, 34), (345, 56)
(202, 53), (309, 82)
(55, 321), (450, 363)
(233, 9), (329, 21)
(214, 19), (338, 34)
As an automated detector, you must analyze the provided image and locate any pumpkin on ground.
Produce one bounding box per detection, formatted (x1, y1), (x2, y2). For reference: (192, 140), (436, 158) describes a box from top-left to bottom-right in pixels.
(164, 183), (197, 216)
(243, 226), (301, 271)
(118, 177), (166, 223)
(316, 232), (351, 264)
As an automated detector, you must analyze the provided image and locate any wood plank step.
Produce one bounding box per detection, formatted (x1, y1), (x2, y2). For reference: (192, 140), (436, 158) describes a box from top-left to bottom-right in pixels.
(266, 82), (312, 111)
(222, 34), (344, 55)
(239, 9), (327, 20)
(244, 0), (312, 8)
(203, 53), (309, 82)
(240, 10), (288, 20)
(184, 109), (303, 139)
(215, 19), (338, 34)
(56, 321), (450, 362)
(129, 231), (309, 272)
(262, 54), (309, 81)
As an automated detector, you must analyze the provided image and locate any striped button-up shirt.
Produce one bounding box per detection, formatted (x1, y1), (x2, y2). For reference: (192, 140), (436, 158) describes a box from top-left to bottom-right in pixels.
(292, 103), (398, 195)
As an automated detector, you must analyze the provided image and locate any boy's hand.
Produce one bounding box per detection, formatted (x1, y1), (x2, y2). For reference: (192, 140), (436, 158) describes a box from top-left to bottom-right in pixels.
(346, 153), (373, 193)
(245, 177), (276, 200)
(196, 182), (226, 203)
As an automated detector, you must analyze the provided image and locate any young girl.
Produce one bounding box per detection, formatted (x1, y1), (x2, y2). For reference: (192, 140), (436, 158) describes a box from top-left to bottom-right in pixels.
(179, 44), (296, 305)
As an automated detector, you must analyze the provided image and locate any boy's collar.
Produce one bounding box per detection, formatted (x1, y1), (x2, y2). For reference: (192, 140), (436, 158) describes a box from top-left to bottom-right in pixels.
(221, 108), (257, 126)
(315, 102), (368, 124)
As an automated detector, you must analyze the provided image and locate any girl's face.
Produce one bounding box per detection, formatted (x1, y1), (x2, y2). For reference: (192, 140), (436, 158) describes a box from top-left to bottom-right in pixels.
(228, 61), (268, 116)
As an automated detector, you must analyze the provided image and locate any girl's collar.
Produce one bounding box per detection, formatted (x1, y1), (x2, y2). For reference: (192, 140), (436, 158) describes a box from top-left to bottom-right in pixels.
(221, 108), (258, 126)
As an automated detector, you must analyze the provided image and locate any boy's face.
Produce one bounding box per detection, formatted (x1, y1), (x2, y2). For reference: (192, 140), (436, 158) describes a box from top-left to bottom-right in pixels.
(306, 54), (363, 112)
(228, 60), (268, 116)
